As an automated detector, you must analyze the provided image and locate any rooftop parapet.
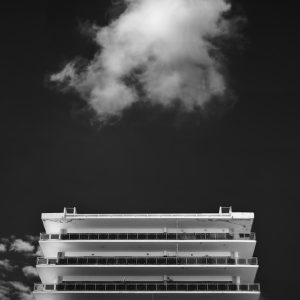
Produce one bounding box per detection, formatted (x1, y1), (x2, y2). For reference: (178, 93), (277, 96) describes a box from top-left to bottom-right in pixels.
(41, 207), (255, 235)
(43, 206), (253, 219)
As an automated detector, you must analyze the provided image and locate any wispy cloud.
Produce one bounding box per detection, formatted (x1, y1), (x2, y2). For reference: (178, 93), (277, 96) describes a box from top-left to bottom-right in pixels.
(51, 0), (239, 123)
(0, 236), (40, 299)
(22, 266), (38, 279)
(0, 259), (15, 273)
(10, 239), (35, 254)
(0, 281), (34, 300)
(0, 236), (40, 257)
(0, 244), (6, 253)
(10, 281), (32, 293)
(0, 281), (11, 300)
(35, 246), (43, 257)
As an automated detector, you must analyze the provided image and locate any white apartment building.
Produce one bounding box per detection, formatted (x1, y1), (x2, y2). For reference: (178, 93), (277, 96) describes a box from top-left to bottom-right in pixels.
(33, 207), (260, 300)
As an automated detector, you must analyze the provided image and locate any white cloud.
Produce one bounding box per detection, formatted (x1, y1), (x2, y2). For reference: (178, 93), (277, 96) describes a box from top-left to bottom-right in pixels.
(0, 280), (34, 300)
(0, 244), (6, 253)
(51, 62), (77, 83)
(0, 259), (15, 273)
(10, 239), (35, 253)
(10, 281), (34, 300)
(25, 235), (39, 243)
(18, 293), (35, 300)
(0, 236), (39, 300)
(10, 281), (31, 293)
(51, 0), (236, 122)
(22, 266), (38, 279)
(0, 281), (10, 300)
(35, 246), (43, 257)
(0, 294), (10, 300)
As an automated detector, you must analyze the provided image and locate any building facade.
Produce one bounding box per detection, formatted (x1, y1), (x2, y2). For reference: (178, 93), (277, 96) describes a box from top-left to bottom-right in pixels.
(33, 207), (260, 300)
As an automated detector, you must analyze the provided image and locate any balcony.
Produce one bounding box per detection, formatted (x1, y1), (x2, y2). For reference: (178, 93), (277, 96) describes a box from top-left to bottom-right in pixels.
(40, 232), (256, 241)
(34, 281), (260, 292)
(39, 232), (257, 258)
(37, 256), (258, 266)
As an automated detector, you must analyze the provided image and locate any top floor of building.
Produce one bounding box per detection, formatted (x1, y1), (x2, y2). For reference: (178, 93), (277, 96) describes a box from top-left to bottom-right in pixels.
(42, 207), (255, 235)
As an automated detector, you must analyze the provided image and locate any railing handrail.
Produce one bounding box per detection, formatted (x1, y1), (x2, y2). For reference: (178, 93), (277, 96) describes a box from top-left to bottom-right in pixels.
(40, 232), (256, 241)
(37, 256), (258, 266)
(34, 282), (260, 292)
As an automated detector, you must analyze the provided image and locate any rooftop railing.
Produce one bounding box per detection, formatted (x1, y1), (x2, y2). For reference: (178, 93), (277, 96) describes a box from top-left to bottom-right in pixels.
(37, 256), (258, 266)
(34, 282), (260, 292)
(40, 232), (256, 241)
(58, 206), (241, 217)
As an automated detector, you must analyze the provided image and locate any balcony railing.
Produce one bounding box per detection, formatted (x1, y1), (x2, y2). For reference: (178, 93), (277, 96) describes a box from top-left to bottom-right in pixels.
(40, 232), (256, 241)
(37, 256), (258, 266)
(34, 282), (260, 292)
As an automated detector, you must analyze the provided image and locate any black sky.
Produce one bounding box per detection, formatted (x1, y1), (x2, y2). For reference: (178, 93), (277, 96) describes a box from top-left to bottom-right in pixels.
(0, 1), (300, 299)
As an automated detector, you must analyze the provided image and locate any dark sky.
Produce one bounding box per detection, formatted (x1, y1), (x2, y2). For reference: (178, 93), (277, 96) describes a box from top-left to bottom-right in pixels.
(0, 1), (299, 299)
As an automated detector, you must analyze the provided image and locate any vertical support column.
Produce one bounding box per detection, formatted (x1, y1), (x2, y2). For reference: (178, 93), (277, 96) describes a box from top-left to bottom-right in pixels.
(55, 276), (63, 284)
(233, 276), (241, 288)
(60, 229), (67, 234)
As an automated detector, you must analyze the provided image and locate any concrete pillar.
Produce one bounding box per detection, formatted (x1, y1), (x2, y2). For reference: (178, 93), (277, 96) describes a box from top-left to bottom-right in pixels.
(55, 276), (63, 284)
(233, 276), (241, 285)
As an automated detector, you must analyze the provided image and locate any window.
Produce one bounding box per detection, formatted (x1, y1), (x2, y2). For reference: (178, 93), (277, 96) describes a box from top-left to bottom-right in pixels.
(89, 233), (98, 240)
(128, 233), (137, 239)
(147, 258), (156, 264)
(138, 233), (147, 239)
(78, 257), (87, 265)
(99, 233), (108, 240)
(60, 234), (69, 240)
(69, 234), (79, 240)
(137, 258), (146, 265)
(68, 258), (77, 265)
(86, 284), (95, 291)
(40, 234), (49, 240)
(167, 233), (176, 239)
(157, 257), (166, 264)
(107, 258), (116, 264)
(87, 258), (97, 265)
(119, 233), (127, 240)
(79, 234), (88, 239)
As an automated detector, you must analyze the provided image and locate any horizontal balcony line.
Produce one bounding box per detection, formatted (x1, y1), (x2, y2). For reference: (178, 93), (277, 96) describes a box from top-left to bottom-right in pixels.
(40, 232), (256, 241)
(37, 256), (258, 266)
(34, 282), (260, 292)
